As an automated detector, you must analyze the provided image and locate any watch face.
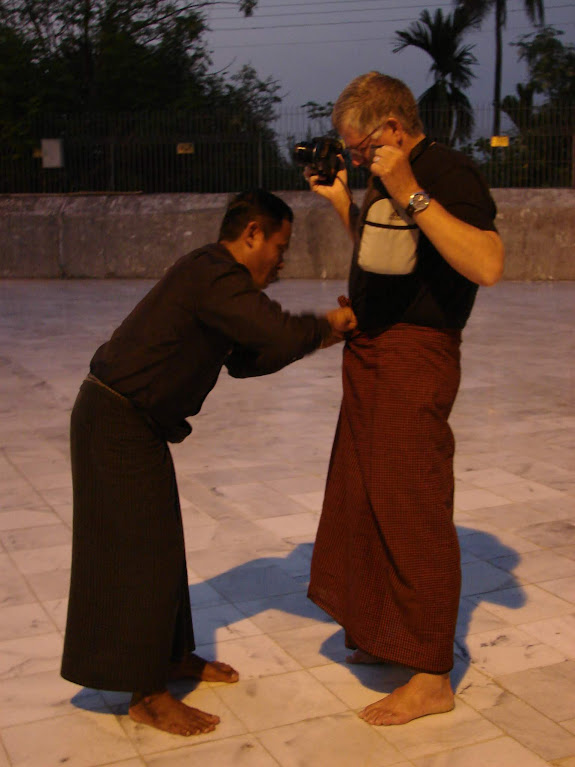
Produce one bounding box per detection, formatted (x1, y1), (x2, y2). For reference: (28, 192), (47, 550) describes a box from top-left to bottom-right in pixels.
(409, 192), (430, 213)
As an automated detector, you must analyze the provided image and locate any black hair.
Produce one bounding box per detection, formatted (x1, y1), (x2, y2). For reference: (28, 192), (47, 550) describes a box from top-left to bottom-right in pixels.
(218, 189), (294, 242)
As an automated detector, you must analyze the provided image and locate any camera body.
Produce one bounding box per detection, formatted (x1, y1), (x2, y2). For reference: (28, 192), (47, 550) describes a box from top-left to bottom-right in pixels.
(292, 136), (344, 186)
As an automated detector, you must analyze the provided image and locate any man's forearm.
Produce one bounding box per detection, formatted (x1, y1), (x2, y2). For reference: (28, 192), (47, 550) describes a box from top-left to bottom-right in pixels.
(331, 195), (355, 241)
(413, 200), (504, 286)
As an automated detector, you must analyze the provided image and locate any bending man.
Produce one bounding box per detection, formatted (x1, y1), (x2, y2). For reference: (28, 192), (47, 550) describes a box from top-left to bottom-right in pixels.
(61, 189), (357, 737)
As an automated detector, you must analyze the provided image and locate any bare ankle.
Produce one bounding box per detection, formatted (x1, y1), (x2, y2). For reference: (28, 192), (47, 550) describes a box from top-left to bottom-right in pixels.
(130, 690), (165, 706)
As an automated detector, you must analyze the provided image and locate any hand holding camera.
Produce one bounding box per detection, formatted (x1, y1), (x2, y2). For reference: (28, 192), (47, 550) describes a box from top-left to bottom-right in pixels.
(293, 137), (344, 185)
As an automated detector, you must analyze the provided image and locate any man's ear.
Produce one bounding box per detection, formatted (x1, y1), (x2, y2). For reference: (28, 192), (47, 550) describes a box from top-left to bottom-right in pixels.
(386, 117), (404, 147)
(244, 220), (262, 248)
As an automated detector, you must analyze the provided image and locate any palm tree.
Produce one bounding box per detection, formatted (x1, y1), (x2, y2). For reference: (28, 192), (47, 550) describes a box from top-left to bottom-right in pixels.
(455, 0), (544, 135)
(393, 7), (480, 145)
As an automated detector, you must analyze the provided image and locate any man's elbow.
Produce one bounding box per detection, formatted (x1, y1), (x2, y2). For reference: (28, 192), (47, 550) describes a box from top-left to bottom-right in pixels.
(478, 260), (504, 286)
(478, 236), (505, 286)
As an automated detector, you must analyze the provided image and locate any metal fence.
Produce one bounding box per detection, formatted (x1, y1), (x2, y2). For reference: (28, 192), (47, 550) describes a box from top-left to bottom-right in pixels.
(1, 104), (574, 194)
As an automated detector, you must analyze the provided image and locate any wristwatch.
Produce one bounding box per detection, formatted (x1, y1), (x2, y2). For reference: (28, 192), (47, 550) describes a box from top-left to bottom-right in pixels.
(406, 190), (430, 217)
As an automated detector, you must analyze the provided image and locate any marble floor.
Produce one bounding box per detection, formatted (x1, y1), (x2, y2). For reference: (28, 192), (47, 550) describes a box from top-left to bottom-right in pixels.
(0, 278), (574, 767)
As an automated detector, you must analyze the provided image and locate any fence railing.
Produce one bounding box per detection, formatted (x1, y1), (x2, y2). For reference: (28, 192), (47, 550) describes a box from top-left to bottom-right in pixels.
(1, 105), (574, 194)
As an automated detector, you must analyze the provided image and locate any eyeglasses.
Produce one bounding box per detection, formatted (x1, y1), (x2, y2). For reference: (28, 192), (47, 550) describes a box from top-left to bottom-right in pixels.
(345, 124), (383, 160)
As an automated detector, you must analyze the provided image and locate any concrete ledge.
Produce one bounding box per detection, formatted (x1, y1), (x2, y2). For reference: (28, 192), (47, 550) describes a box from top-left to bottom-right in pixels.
(1, 189), (574, 279)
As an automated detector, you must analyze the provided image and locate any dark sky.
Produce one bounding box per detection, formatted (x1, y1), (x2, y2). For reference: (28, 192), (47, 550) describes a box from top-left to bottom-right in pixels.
(204, 0), (575, 129)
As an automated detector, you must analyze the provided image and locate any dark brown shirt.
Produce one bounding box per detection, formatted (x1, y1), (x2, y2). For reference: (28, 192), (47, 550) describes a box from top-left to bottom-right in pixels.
(91, 243), (330, 434)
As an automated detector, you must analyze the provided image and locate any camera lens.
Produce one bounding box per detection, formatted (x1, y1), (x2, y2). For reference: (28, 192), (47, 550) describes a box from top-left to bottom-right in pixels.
(292, 142), (315, 166)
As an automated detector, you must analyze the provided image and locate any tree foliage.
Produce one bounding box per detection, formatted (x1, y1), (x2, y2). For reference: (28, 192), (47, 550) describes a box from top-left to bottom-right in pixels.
(460, 26), (575, 189)
(0, 0), (302, 192)
(0, 0), (267, 121)
(454, 0), (545, 135)
(393, 7), (480, 145)
(511, 25), (575, 104)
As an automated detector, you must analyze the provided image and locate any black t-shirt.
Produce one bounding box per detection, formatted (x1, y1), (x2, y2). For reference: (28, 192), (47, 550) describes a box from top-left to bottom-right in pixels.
(349, 139), (498, 332)
(90, 243), (329, 432)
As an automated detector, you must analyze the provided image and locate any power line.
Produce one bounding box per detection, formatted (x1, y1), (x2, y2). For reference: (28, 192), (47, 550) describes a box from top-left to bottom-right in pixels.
(207, 14), (575, 33)
(208, 1), (456, 19)
(210, 16), (575, 35)
(205, 21), (575, 48)
(207, 1), (573, 22)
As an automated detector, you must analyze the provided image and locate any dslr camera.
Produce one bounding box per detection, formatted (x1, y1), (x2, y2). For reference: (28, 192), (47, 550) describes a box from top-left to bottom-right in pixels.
(292, 136), (344, 186)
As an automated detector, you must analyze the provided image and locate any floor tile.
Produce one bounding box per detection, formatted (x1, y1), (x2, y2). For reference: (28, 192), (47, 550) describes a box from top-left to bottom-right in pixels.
(188, 602), (263, 646)
(521, 613), (575, 657)
(493, 548), (575, 583)
(517, 520), (575, 548)
(465, 625), (566, 676)
(10, 543), (71, 576)
(379, 699), (502, 760)
(215, 669), (347, 731)
(539, 576), (575, 603)
(480, 689), (575, 761)
(0, 670), (104, 727)
(0, 523), (71, 552)
(0, 602), (55, 641)
(145, 735), (279, 767)
(268, 623), (348, 668)
(1, 709), (138, 767)
(234, 591), (333, 634)
(198, 563), (305, 603)
(455, 597), (508, 638)
(0, 632), (63, 679)
(460, 560), (518, 596)
(470, 584), (574, 625)
(257, 712), (405, 766)
(454, 488), (510, 511)
(195, 634), (302, 679)
(255, 512), (320, 539)
(309, 661), (413, 710)
(411, 736), (550, 766)
(26, 568), (71, 601)
(498, 661), (575, 721)
(0, 507), (61, 531)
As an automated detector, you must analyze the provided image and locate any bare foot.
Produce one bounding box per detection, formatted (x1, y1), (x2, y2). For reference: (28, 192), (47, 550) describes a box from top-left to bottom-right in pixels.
(358, 672), (454, 726)
(129, 690), (219, 736)
(346, 648), (386, 665)
(168, 653), (239, 684)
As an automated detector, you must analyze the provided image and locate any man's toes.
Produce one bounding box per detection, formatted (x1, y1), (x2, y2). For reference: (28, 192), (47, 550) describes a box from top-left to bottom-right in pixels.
(180, 714), (217, 735)
(359, 702), (394, 726)
(199, 710), (220, 725)
(213, 661), (239, 680)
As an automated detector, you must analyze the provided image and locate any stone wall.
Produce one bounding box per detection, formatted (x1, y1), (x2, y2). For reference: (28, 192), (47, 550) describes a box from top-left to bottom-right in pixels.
(1, 189), (573, 279)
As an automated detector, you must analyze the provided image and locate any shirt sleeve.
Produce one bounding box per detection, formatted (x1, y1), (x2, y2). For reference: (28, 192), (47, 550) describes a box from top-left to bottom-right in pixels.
(196, 263), (331, 377)
(424, 162), (498, 232)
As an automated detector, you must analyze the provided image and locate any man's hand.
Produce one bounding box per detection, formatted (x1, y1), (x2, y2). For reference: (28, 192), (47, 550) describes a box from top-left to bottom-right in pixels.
(304, 159), (349, 205)
(304, 160), (355, 242)
(369, 145), (419, 210)
(321, 305), (358, 347)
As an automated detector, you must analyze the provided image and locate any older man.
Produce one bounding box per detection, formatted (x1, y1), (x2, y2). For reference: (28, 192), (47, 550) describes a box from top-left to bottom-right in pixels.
(306, 73), (504, 725)
(61, 189), (357, 737)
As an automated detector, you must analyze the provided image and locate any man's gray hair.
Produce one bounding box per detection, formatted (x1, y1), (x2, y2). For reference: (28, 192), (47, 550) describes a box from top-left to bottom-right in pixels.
(332, 72), (424, 137)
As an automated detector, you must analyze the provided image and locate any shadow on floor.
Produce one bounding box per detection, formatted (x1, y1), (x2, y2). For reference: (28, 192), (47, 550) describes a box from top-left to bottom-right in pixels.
(70, 524), (525, 710)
